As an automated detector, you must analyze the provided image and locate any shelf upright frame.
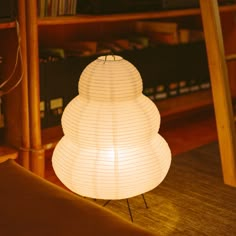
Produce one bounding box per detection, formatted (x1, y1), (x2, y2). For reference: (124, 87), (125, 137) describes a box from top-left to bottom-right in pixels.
(17, 0), (31, 169)
(25, 0), (45, 177)
(200, 0), (236, 186)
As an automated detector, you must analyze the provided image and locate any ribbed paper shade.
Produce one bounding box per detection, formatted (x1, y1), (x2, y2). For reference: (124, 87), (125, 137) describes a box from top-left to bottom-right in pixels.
(52, 55), (171, 200)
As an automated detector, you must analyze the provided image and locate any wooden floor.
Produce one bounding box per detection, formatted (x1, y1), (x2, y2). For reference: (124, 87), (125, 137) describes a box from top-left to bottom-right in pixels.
(103, 142), (236, 235)
(43, 106), (236, 235)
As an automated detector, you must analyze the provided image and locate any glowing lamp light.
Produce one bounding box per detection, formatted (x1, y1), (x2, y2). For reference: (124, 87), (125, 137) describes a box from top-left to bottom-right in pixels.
(52, 55), (171, 200)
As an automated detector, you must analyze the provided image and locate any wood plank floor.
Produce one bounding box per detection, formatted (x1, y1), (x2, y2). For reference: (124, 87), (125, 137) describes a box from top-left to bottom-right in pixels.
(103, 142), (236, 235)
(42, 106), (236, 235)
(44, 106), (236, 235)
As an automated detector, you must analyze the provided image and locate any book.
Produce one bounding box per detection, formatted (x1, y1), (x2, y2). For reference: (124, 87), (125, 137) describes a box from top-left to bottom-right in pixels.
(51, 0), (59, 17)
(135, 20), (179, 45)
(128, 35), (149, 49)
(38, 0), (77, 17)
(135, 20), (178, 34)
(64, 41), (97, 57)
(148, 31), (179, 45)
(38, 0), (46, 17)
(40, 48), (65, 62)
(179, 29), (204, 43)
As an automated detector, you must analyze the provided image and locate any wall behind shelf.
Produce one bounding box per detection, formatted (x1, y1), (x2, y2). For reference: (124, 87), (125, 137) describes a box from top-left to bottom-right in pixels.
(0, 28), (23, 146)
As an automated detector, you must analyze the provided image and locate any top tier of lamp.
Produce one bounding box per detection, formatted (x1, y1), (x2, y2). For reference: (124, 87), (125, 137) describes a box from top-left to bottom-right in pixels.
(79, 55), (142, 102)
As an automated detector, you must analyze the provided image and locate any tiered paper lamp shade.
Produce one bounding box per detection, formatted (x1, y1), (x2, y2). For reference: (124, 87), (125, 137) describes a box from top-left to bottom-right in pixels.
(52, 55), (171, 200)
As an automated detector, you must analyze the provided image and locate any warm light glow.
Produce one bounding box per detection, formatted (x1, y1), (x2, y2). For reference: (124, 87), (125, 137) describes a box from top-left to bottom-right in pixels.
(52, 55), (171, 200)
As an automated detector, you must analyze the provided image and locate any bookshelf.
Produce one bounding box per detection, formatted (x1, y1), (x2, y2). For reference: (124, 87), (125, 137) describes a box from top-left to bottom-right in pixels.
(25, 1), (236, 177)
(0, 0), (29, 164)
(37, 4), (236, 25)
(0, 22), (15, 29)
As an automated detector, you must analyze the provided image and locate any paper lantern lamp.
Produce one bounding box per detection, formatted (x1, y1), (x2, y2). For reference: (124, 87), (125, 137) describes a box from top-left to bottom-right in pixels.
(52, 55), (171, 200)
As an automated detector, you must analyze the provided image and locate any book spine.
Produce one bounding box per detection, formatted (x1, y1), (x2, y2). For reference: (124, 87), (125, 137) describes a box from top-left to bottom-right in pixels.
(58, 0), (65, 16)
(149, 32), (179, 45)
(39, 0), (46, 17)
(135, 21), (178, 34)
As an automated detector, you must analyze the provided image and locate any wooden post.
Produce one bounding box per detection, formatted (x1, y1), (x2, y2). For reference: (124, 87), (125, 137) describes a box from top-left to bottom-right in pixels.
(17, 0), (31, 169)
(25, 0), (45, 177)
(200, 0), (236, 186)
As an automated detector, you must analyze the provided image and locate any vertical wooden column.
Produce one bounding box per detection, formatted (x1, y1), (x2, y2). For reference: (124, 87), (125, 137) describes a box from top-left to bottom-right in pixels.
(200, 0), (236, 186)
(25, 0), (45, 177)
(17, 0), (30, 169)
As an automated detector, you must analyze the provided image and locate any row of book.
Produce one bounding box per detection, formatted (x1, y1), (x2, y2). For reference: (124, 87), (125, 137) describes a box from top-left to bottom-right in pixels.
(39, 20), (204, 64)
(39, 56), (94, 128)
(135, 20), (204, 45)
(37, 0), (236, 18)
(39, 22), (204, 64)
(38, 0), (236, 16)
(143, 77), (210, 102)
(39, 42), (210, 128)
(37, 0), (77, 17)
(39, 36), (149, 63)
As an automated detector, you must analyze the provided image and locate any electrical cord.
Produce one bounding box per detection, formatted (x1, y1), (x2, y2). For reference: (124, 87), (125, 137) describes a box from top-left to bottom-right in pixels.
(0, 19), (23, 96)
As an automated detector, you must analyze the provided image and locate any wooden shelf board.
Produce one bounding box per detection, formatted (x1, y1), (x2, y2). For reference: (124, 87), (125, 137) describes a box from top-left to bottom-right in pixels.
(42, 126), (63, 151)
(0, 21), (16, 29)
(38, 4), (236, 26)
(0, 145), (18, 160)
(158, 89), (213, 117)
